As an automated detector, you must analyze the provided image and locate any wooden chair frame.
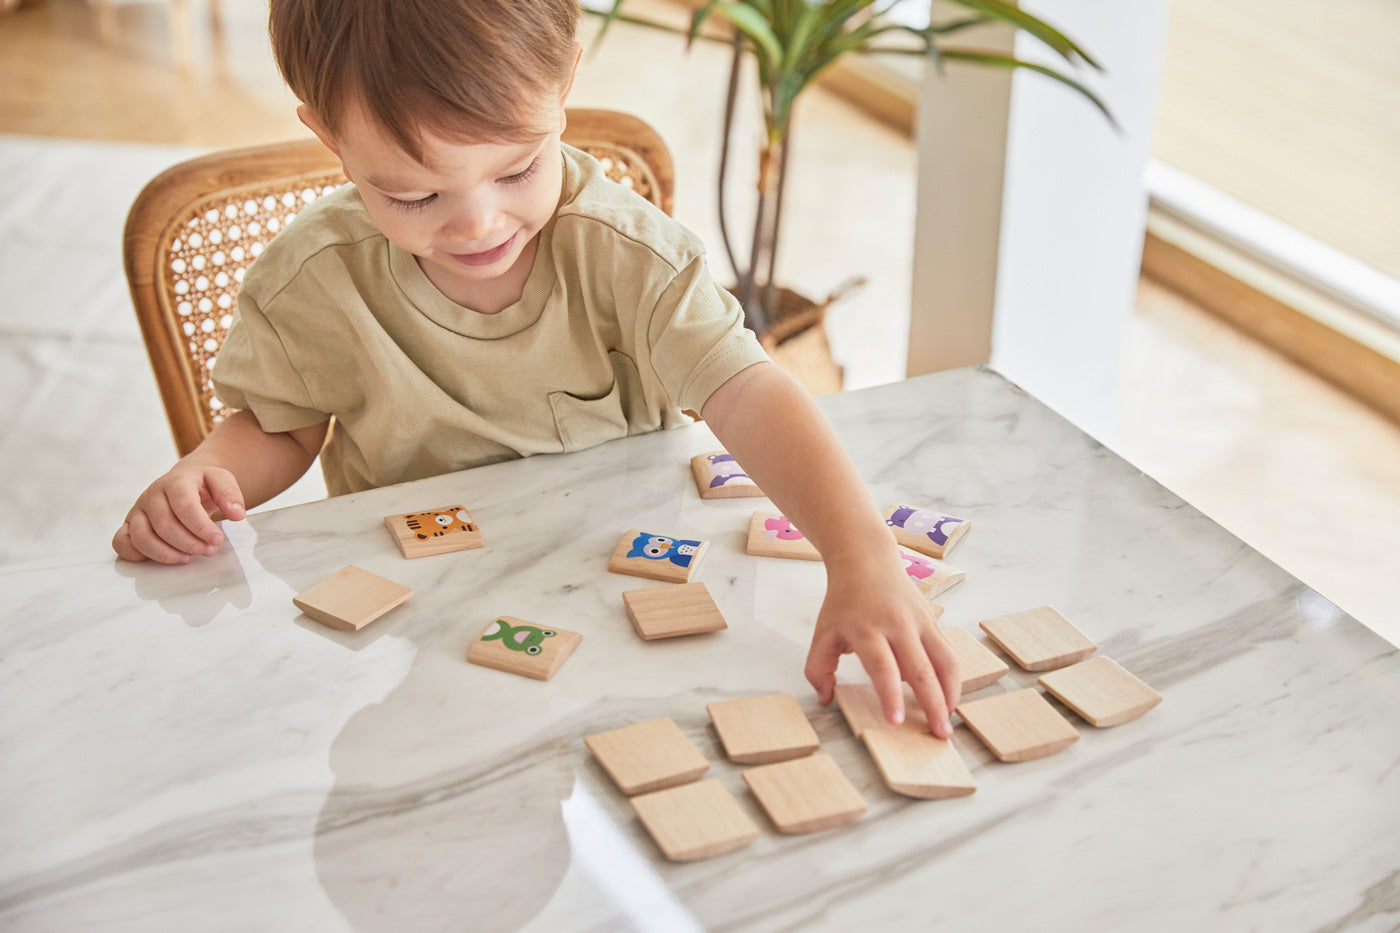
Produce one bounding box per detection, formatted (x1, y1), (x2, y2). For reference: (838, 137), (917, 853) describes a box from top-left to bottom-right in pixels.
(123, 108), (675, 457)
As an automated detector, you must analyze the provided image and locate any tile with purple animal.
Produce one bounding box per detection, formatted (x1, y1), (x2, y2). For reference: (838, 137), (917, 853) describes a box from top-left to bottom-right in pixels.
(883, 504), (970, 559)
(466, 616), (582, 681)
(384, 504), (483, 559)
(691, 450), (765, 499)
(898, 546), (965, 598)
(746, 512), (821, 561)
(608, 529), (709, 583)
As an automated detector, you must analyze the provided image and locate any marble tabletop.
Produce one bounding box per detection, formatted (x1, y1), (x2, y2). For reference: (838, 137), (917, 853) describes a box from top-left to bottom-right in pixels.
(2, 366), (1397, 933)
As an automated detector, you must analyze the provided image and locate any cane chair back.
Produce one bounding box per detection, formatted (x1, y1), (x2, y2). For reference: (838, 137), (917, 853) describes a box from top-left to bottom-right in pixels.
(123, 108), (676, 456)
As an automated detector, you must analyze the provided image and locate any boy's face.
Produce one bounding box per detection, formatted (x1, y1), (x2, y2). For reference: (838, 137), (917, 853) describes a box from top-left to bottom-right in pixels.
(316, 99), (566, 308)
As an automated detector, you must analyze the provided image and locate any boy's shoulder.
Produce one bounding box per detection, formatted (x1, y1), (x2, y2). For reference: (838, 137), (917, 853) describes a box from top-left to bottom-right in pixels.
(555, 144), (704, 275)
(239, 185), (383, 303)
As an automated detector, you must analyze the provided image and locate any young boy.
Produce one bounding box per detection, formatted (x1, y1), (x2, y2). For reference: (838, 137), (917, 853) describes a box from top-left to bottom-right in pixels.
(112, 0), (961, 736)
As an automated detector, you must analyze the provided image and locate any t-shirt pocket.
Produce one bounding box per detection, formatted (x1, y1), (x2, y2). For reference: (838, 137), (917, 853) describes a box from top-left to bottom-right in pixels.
(548, 351), (640, 452)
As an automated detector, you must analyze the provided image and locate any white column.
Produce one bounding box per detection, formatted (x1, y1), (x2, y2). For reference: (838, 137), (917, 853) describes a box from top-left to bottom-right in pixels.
(909, 1), (1170, 442)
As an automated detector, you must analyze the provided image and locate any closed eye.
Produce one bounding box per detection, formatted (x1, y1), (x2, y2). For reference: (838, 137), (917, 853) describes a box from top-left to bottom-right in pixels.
(387, 193), (437, 212)
(501, 157), (541, 186)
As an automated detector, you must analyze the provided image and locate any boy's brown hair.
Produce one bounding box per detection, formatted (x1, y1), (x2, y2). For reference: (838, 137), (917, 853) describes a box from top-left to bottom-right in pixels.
(270, 0), (580, 161)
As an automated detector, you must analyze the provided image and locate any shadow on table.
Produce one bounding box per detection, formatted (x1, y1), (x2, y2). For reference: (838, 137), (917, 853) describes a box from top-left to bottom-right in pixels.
(112, 540), (251, 628)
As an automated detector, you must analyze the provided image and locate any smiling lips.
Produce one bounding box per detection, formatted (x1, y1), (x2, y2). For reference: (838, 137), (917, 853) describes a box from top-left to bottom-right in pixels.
(448, 231), (517, 266)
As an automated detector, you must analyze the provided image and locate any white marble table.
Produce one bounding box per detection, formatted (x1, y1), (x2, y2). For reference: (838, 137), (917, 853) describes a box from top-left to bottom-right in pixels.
(2, 366), (1397, 933)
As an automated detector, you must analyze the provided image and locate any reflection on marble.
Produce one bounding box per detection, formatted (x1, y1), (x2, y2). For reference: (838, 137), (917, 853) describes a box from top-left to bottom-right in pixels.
(1, 368), (1397, 932)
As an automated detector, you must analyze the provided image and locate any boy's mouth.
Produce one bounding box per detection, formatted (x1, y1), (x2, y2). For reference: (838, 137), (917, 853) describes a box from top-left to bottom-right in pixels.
(447, 232), (517, 267)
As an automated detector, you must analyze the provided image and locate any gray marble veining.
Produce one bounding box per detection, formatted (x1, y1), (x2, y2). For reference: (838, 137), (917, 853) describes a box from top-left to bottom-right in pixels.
(2, 367), (1396, 932)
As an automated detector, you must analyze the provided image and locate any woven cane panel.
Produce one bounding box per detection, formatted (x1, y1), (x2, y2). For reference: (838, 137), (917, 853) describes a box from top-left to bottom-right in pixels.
(157, 173), (347, 434)
(578, 142), (658, 206)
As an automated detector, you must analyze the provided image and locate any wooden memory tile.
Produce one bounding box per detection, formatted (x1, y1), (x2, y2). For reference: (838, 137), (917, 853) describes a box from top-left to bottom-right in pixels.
(466, 616), (581, 681)
(1038, 657), (1163, 727)
(691, 450), (765, 499)
(630, 779), (759, 861)
(742, 753), (867, 834)
(955, 688), (1080, 762)
(898, 546), (966, 598)
(622, 582), (728, 640)
(746, 511), (822, 561)
(706, 693), (820, 764)
(383, 504), (483, 558)
(292, 565), (412, 632)
(833, 682), (928, 738)
(882, 503), (971, 559)
(944, 627), (1010, 694)
(979, 606), (1097, 672)
(585, 717), (710, 795)
(608, 529), (709, 583)
(863, 726), (977, 799)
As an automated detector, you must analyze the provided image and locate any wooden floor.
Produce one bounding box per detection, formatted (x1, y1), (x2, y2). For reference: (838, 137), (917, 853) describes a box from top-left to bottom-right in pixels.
(1, 0), (1396, 645)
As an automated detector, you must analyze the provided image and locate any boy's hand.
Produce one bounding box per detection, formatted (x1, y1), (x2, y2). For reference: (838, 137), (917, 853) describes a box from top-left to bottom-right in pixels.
(805, 557), (962, 738)
(113, 465), (247, 564)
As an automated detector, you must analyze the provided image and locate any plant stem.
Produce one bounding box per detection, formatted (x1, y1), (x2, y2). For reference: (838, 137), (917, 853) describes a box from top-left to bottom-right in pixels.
(763, 121), (791, 326)
(717, 28), (744, 285)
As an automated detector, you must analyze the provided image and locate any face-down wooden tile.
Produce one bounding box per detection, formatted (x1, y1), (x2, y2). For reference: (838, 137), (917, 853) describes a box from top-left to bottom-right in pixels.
(882, 504), (970, 559)
(898, 546), (966, 598)
(706, 693), (820, 764)
(466, 616), (582, 681)
(631, 779), (759, 861)
(292, 565), (413, 632)
(1038, 656), (1163, 727)
(383, 504), (483, 558)
(622, 582), (728, 640)
(943, 627), (1010, 694)
(746, 512), (822, 561)
(955, 688), (1079, 762)
(585, 717), (710, 795)
(742, 753), (868, 833)
(608, 529), (709, 583)
(862, 726), (977, 799)
(691, 450), (765, 499)
(978, 606), (1097, 672)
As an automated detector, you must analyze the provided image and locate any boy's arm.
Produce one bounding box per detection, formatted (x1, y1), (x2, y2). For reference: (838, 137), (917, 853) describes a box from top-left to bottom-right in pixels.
(701, 362), (962, 737)
(113, 411), (328, 564)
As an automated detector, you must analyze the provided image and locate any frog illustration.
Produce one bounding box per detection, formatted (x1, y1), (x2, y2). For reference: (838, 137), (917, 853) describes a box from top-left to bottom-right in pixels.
(480, 619), (556, 655)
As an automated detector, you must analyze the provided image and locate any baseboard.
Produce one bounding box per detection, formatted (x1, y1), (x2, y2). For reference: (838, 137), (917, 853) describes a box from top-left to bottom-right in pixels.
(1142, 211), (1400, 426)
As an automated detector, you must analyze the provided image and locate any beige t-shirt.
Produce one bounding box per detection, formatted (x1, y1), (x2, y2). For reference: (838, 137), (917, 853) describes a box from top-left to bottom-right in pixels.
(212, 144), (769, 496)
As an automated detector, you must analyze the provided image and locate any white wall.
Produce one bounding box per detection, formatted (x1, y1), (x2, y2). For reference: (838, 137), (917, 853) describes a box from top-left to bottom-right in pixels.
(910, 0), (1170, 442)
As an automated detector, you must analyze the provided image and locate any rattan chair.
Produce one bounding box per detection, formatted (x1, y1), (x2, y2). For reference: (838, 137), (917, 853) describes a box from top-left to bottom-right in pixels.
(123, 108), (676, 457)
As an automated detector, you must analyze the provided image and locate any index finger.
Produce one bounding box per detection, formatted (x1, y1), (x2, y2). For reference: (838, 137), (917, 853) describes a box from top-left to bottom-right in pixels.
(853, 637), (906, 726)
(166, 483), (223, 548)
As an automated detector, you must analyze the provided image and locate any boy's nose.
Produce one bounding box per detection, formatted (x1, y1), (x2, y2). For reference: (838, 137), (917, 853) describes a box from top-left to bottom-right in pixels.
(440, 207), (504, 247)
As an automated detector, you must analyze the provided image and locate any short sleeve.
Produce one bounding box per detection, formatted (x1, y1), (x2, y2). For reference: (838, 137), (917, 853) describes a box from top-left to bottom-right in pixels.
(211, 290), (329, 434)
(646, 255), (771, 413)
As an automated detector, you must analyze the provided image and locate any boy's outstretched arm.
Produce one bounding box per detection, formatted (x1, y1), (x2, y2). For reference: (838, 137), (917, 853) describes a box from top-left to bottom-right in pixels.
(701, 361), (962, 737)
(113, 411), (328, 564)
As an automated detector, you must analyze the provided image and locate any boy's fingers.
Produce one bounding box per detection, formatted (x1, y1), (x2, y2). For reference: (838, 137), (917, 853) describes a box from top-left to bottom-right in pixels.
(854, 638), (906, 726)
(803, 630), (843, 706)
(112, 523), (149, 563)
(166, 485), (222, 550)
(203, 469), (246, 522)
(892, 633), (952, 738)
(125, 512), (192, 565)
(923, 627), (963, 718)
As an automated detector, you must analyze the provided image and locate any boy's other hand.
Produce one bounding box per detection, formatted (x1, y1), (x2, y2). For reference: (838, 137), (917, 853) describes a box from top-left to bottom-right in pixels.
(113, 465), (247, 564)
(805, 559), (962, 738)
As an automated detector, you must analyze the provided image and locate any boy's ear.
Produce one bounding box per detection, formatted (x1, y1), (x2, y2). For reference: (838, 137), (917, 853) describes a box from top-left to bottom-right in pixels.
(298, 105), (350, 176)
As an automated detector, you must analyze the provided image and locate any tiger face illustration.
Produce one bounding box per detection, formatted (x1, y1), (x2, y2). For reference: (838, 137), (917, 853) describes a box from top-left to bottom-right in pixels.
(404, 506), (476, 541)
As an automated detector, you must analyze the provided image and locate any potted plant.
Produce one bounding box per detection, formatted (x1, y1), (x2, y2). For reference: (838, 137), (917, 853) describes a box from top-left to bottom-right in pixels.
(589, 0), (1111, 391)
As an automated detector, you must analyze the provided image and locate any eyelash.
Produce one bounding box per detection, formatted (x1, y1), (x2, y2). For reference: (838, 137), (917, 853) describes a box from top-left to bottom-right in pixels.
(386, 157), (542, 212)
